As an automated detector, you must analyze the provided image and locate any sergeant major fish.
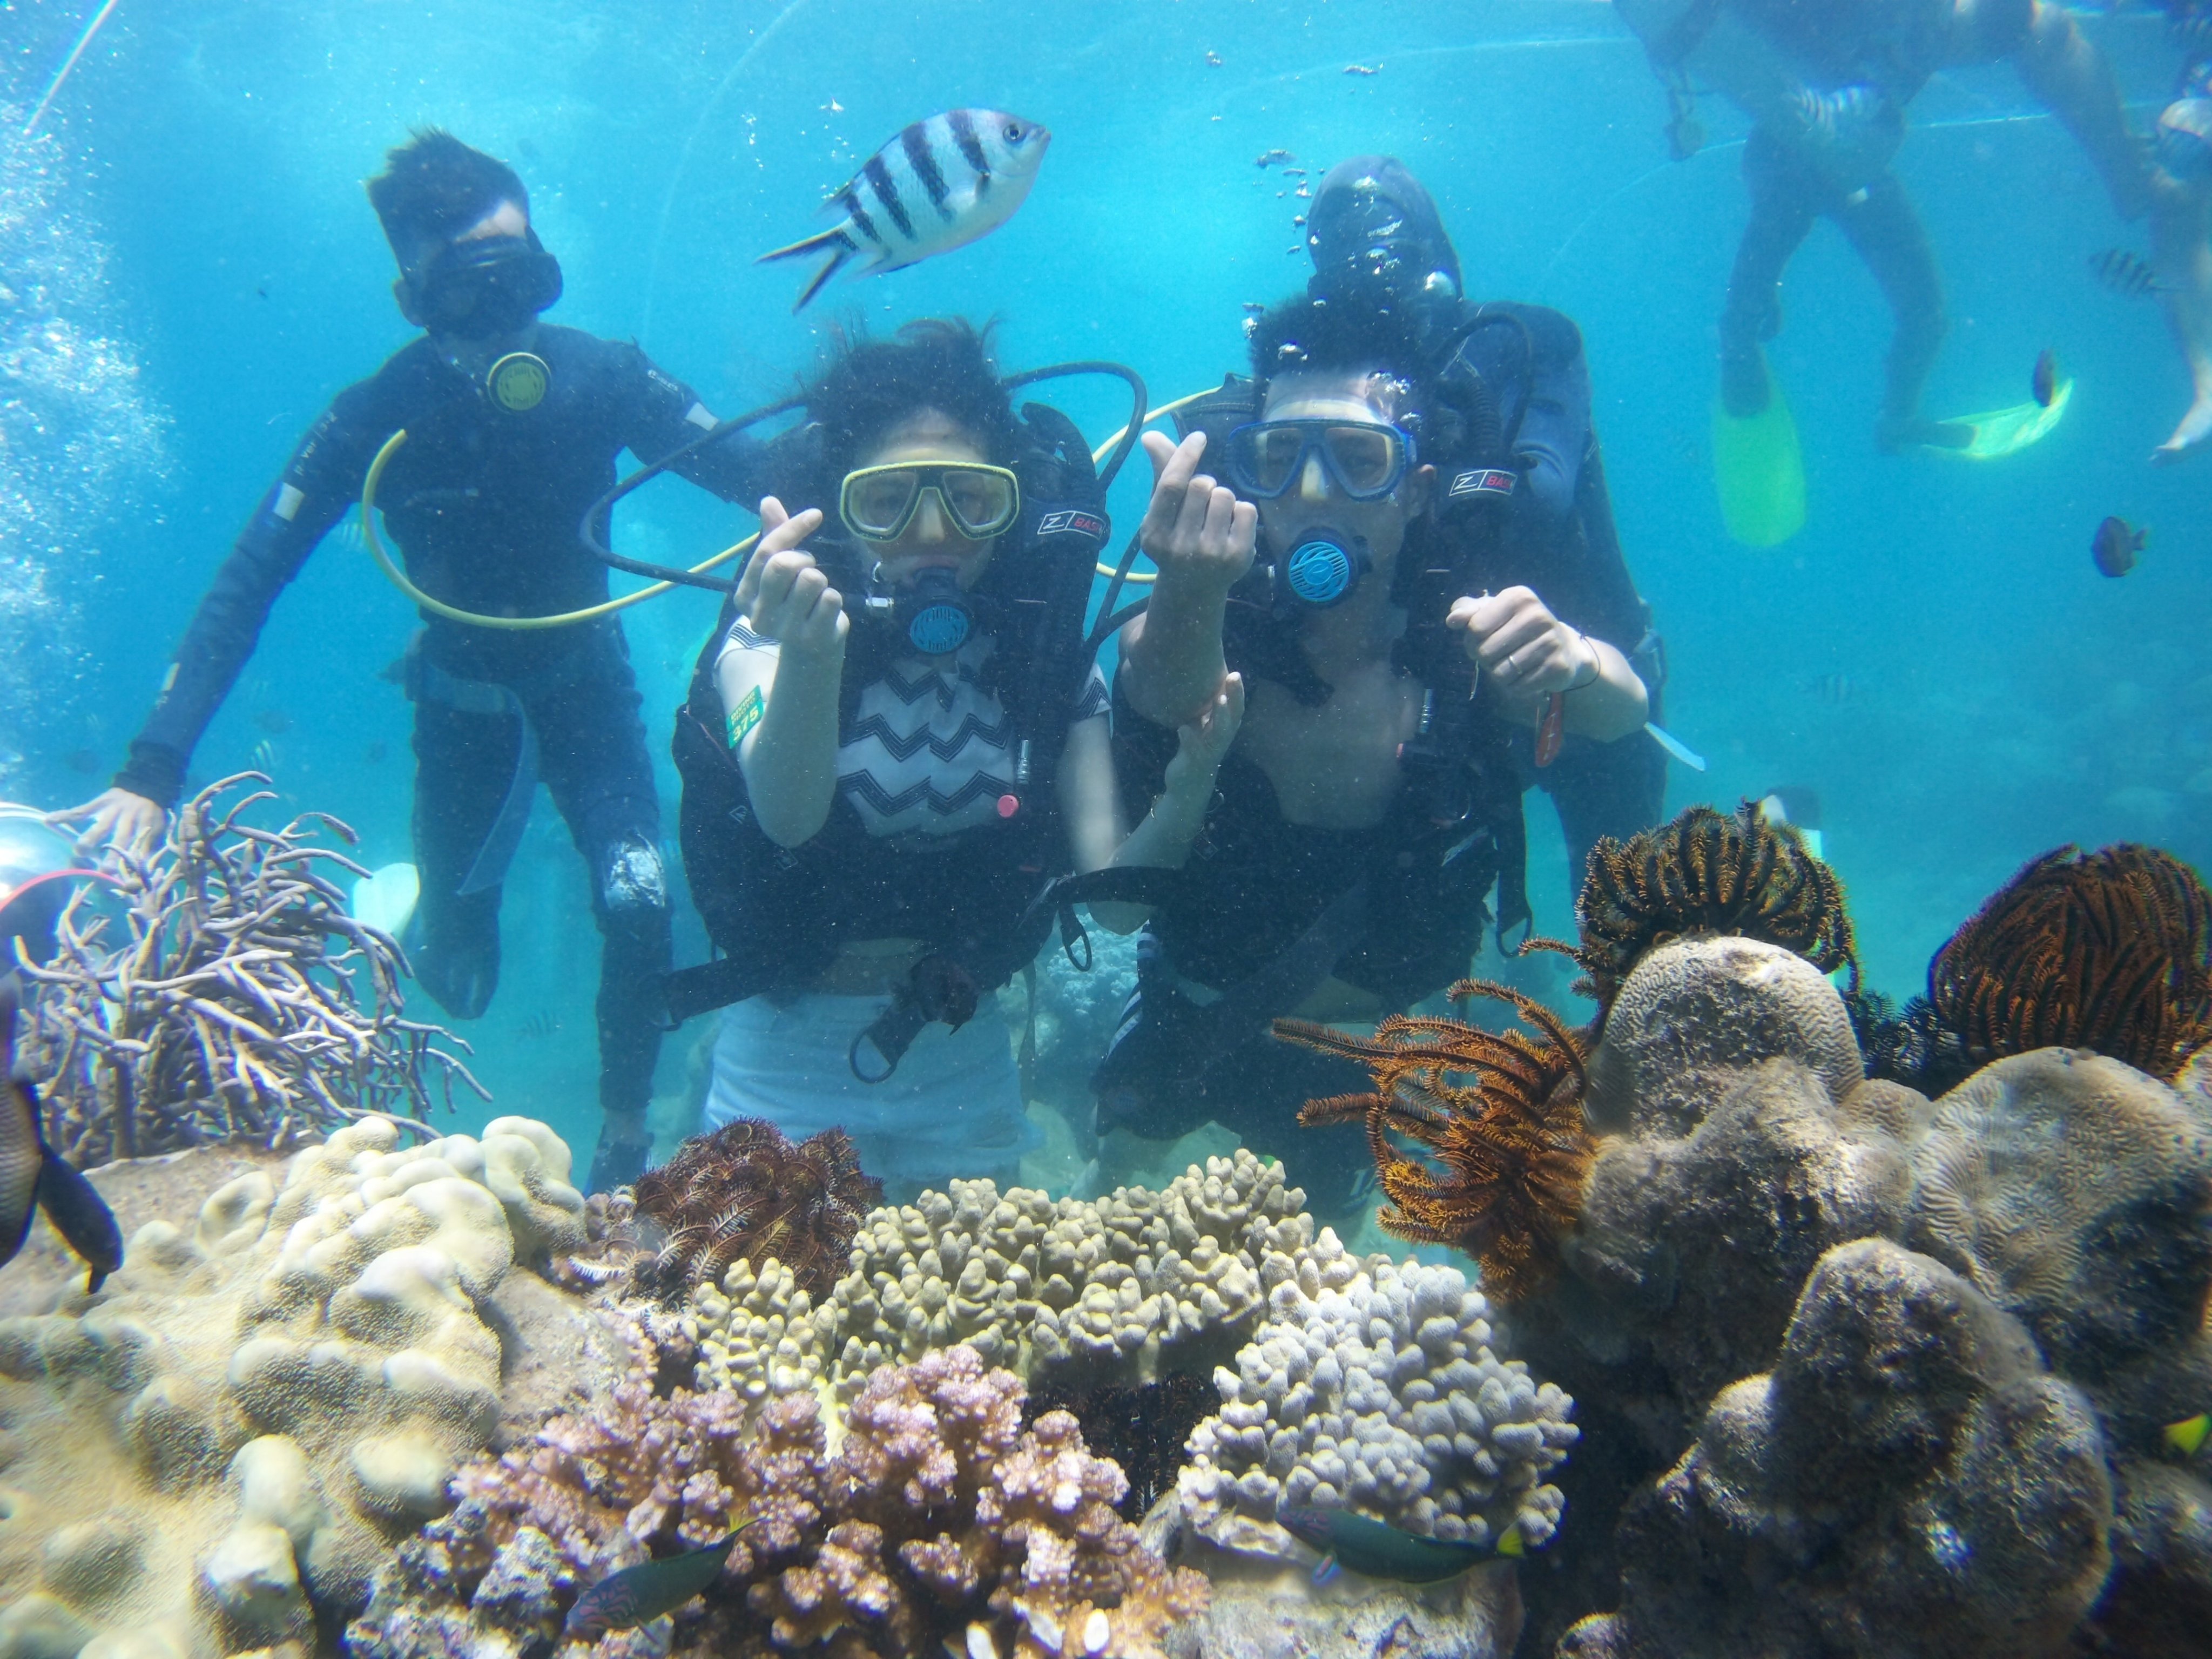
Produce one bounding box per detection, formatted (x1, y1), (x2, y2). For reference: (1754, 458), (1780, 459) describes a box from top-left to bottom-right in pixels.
(1, 977), (123, 1294)
(758, 111), (1050, 312)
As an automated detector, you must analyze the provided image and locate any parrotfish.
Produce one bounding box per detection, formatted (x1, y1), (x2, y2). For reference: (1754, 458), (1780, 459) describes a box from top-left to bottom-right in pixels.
(563, 1523), (751, 1641)
(1277, 1505), (1524, 1586)
(758, 111), (1050, 312)
(0, 977), (122, 1294)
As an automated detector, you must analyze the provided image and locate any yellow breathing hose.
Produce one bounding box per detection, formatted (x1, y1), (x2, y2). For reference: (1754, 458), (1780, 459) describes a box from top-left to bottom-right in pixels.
(359, 385), (1223, 624)
(358, 428), (758, 630)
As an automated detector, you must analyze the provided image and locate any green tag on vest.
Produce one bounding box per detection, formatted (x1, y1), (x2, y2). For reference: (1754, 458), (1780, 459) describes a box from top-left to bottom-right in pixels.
(725, 684), (764, 749)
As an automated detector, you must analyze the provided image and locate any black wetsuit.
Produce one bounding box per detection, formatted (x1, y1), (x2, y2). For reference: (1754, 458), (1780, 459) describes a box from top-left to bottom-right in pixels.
(1095, 476), (1655, 1216)
(116, 324), (759, 1152)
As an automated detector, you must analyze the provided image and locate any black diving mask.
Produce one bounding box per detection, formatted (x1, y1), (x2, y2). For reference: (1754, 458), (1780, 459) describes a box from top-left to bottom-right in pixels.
(407, 230), (564, 339)
(1270, 524), (1372, 611)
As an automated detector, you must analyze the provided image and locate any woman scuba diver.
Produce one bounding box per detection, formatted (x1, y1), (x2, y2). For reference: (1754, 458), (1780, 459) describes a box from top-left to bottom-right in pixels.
(669, 320), (1238, 1197)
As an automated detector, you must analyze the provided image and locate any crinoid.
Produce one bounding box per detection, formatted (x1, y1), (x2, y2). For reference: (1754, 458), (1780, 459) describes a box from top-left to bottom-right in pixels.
(1925, 843), (2212, 1081)
(631, 1117), (882, 1302)
(1276, 981), (1595, 1301)
(1547, 802), (1860, 1023)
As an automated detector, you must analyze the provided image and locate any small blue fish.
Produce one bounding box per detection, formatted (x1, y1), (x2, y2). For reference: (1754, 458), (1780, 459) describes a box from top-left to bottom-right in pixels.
(563, 1525), (750, 1641)
(758, 112), (1050, 312)
(2032, 349), (2059, 409)
(1277, 1505), (1523, 1585)
(0, 979), (123, 1294)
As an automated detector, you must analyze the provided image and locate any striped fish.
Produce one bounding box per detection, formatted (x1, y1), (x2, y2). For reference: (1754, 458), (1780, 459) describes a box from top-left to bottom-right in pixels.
(2090, 247), (2164, 300)
(758, 110), (1050, 312)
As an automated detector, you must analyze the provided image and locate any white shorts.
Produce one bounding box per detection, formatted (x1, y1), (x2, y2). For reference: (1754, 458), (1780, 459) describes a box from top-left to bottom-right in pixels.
(703, 991), (1034, 1197)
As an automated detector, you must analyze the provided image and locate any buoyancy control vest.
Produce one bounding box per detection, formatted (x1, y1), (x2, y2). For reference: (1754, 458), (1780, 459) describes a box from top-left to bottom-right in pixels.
(667, 398), (1112, 1032)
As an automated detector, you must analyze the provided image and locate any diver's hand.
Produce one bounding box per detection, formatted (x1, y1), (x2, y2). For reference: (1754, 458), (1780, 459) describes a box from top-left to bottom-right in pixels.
(51, 788), (165, 859)
(1163, 673), (1245, 798)
(1138, 430), (1257, 592)
(1448, 587), (1595, 698)
(734, 497), (846, 658)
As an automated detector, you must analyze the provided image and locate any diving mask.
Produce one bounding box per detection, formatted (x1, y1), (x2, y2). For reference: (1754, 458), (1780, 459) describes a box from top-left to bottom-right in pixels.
(838, 461), (1021, 542)
(1225, 419), (1415, 502)
(406, 229), (564, 339)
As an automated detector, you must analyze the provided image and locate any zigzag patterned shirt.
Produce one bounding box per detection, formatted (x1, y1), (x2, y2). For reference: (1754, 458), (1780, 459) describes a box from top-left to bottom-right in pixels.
(721, 619), (1109, 838)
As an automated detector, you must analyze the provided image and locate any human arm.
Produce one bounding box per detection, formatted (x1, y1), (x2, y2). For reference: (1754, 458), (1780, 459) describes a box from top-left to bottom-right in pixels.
(714, 498), (848, 847)
(1064, 675), (1245, 934)
(1115, 430), (1258, 727)
(54, 393), (375, 852)
(613, 343), (775, 505)
(1448, 586), (1648, 740)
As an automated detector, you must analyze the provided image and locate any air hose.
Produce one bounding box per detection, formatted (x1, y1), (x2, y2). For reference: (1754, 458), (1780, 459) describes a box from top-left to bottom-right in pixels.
(358, 428), (758, 630)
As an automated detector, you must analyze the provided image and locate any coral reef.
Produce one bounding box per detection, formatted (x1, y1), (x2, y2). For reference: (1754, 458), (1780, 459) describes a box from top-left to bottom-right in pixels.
(1554, 801), (1858, 1022)
(1178, 1239), (1579, 1552)
(0, 1114), (589, 1658)
(1513, 932), (2212, 1658)
(1560, 1239), (2115, 1659)
(349, 1343), (1210, 1659)
(1279, 981), (1595, 1301)
(16, 775), (485, 1165)
(630, 1117), (880, 1303)
(1856, 842), (2212, 1093)
(678, 1150), (1314, 1405)
(1025, 1373), (1217, 1522)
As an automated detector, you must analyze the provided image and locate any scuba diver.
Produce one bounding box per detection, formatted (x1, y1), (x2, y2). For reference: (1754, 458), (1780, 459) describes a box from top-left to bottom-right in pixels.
(1095, 280), (1653, 1217)
(669, 320), (1239, 1199)
(56, 131), (764, 1192)
(2148, 2), (2212, 460)
(1617, 0), (2178, 453)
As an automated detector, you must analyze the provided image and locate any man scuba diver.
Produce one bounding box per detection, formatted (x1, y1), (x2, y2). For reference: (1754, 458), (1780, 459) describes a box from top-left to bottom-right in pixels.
(1095, 164), (1657, 1214)
(1617, 0), (2184, 454)
(58, 131), (763, 1191)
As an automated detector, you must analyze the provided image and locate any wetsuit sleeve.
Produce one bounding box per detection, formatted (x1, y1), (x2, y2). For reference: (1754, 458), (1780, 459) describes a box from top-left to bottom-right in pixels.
(613, 343), (772, 506)
(1507, 308), (1592, 528)
(116, 388), (385, 807)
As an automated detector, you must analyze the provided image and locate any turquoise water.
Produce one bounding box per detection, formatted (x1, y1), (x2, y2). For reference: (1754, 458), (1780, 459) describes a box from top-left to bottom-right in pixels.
(5, 0), (2208, 1162)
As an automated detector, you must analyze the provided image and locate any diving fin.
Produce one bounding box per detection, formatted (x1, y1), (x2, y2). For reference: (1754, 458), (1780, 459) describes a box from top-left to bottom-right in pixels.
(351, 862), (421, 940)
(1929, 376), (2073, 461)
(1711, 353), (1806, 549)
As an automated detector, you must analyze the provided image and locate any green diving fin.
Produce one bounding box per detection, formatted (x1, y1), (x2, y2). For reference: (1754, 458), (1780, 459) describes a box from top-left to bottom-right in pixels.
(1711, 361), (1806, 549)
(1931, 375), (2073, 460)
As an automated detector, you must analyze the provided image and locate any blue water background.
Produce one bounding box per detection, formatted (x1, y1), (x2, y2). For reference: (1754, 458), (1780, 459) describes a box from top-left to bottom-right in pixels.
(5, 0), (2207, 1158)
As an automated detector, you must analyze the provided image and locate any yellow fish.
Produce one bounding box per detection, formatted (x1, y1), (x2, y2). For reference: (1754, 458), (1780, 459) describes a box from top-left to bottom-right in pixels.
(2164, 1413), (2209, 1458)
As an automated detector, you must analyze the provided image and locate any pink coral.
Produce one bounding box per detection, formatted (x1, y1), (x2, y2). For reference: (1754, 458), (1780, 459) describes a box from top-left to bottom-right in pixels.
(419, 1341), (1202, 1658)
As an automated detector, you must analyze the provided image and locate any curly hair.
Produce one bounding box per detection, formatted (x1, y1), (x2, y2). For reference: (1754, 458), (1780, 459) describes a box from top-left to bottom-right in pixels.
(786, 319), (1023, 510)
(1246, 293), (1447, 453)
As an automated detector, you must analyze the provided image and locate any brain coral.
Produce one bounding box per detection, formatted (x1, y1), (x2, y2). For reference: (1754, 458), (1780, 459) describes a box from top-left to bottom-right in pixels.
(0, 1114), (585, 1659)
(1178, 1236), (1578, 1554)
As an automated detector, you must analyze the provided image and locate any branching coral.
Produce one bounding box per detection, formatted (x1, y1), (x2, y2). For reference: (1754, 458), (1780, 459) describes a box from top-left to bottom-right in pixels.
(357, 1343), (1209, 1659)
(1552, 801), (1859, 1022)
(1278, 980), (1595, 1301)
(1928, 843), (2212, 1081)
(631, 1117), (881, 1303)
(15, 773), (484, 1164)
